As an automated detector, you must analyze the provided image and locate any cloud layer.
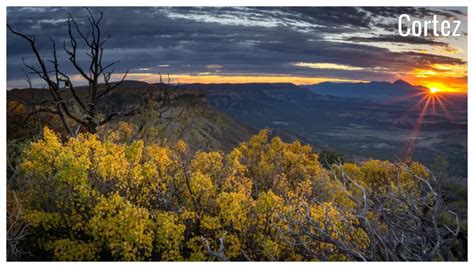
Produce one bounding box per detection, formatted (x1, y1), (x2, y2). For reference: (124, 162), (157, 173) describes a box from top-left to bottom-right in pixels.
(6, 7), (467, 90)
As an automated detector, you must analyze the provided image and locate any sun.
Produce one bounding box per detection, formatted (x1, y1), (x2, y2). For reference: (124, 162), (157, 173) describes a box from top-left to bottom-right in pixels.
(429, 87), (440, 94)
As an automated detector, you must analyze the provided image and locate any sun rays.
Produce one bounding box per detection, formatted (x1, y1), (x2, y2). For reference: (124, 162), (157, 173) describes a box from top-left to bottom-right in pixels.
(402, 89), (456, 160)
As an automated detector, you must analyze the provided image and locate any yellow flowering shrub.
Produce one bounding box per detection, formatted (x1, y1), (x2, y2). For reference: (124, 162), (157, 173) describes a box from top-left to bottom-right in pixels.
(13, 128), (432, 261)
(154, 211), (185, 261)
(217, 191), (254, 232)
(45, 239), (99, 261)
(230, 129), (327, 196)
(88, 193), (154, 261)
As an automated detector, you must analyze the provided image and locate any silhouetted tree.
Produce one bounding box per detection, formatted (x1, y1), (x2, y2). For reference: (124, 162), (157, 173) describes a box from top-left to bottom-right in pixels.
(8, 8), (140, 136)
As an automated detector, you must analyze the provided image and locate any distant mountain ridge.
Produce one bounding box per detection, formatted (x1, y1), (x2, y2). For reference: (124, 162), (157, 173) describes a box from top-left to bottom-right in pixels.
(106, 80), (430, 101)
(306, 79), (429, 100)
(179, 82), (302, 91)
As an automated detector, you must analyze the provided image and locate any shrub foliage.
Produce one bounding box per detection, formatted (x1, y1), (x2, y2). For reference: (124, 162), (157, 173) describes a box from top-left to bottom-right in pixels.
(8, 128), (460, 261)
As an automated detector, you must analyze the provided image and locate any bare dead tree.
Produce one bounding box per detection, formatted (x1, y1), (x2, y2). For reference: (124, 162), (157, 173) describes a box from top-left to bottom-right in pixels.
(200, 232), (229, 261)
(7, 191), (29, 261)
(8, 8), (140, 136)
(277, 163), (460, 261)
(129, 75), (185, 143)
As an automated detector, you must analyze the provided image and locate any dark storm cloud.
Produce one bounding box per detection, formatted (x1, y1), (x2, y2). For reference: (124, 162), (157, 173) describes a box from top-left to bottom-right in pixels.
(167, 7), (374, 29)
(6, 6), (467, 87)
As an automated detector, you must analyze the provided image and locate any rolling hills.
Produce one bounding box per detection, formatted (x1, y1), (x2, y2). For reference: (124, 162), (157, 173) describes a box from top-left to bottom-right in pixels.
(7, 80), (467, 177)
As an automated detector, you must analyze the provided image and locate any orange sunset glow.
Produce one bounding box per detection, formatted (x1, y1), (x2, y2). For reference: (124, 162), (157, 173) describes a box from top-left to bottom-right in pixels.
(105, 61), (467, 93)
(109, 73), (368, 85)
(112, 63), (467, 93)
(406, 63), (467, 93)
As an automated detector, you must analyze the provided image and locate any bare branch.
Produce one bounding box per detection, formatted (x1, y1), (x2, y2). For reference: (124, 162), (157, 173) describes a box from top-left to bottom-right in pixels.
(200, 232), (228, 261)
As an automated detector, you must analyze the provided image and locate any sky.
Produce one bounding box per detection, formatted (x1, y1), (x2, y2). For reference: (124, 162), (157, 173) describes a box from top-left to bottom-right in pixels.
(6, 7), (468, 92)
